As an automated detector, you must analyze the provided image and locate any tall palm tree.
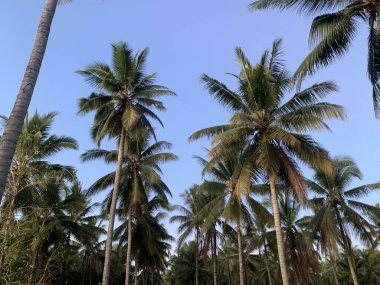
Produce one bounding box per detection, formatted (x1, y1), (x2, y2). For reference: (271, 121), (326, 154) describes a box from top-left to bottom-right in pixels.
(249, 0), (380, 116)
(82, 135), (177, 285)
(0, 0), (72, 201)
(190, 39), (345, 285)
(307, 156), (380, 285)
(77, 42), (175, 285)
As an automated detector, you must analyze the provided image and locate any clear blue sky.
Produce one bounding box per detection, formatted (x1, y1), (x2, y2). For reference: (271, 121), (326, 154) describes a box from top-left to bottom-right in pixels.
(1, 0), (380, 241)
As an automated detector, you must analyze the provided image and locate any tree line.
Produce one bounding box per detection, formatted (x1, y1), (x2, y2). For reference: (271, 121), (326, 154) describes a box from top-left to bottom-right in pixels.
(1, 0), (380, 285)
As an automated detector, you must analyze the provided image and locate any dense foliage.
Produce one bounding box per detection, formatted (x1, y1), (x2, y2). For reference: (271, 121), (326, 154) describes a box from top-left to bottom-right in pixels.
(1, 2), (380, 285)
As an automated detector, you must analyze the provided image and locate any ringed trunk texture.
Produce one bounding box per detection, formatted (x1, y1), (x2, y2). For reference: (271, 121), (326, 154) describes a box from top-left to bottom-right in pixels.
(237, 219), (245, 285)
(102, 129), (126, 285)
(0, 0), (58, 202)
(269, 177), (290, 285)
(125, 208), (133, 285)
(335, 207), (359, 285)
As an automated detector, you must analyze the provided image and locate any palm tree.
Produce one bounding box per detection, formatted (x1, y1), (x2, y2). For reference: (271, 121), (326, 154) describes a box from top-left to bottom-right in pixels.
(0, 0), (72, 201)
(307, 156), (380, 285)
(194, 153), (270, 285)
(190, 39), (345, 285)
(114, 196), (173, 285)
(82, 135), (177, 285)
(170, 185), (205, 285)
(249, 0), (380, 116)
(77, 42), (175, 285)
(0, 111), (77, 273)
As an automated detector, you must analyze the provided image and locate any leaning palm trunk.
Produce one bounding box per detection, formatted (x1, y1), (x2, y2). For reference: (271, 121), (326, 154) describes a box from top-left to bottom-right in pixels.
(0, 0), (58, 202)
(269, 177), (290, 285)
(237, 218), (245, 285)
(125, 208), (133, 285)
(102, 129), (126, 285)
(335, 208), (359, 285)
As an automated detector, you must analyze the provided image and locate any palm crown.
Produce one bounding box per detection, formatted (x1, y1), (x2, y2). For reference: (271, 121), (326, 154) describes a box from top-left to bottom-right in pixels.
(190, 39), (345, 199)
(250, 0), (380, 116)
(77, 42), (176, 144)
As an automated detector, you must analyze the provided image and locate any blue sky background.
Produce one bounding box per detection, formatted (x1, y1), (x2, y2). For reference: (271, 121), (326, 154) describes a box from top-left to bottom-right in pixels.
(1, 0), (380, 243)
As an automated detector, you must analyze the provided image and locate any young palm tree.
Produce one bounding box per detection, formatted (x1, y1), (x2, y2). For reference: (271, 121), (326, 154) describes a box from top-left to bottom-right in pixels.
(194, 153), (269, 285)
(114, 196), (173, 285)
(0, 0), (73, 201)
(82, 135), (177, 285)
(249, 0), (380, 116)
(307, 156), (380, 285)
(170, 185), (205, 285)
(190, 39), (345, 285)
(0, 112), (77, 273)
(77, 42), (175, 285)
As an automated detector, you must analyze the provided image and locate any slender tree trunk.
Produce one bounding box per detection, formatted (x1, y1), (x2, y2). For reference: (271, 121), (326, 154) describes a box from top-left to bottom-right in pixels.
(335, 207), (359, 285)
(195, 229), (199, 285)
(213, 226), (218, 285)
(29, 247), (40, 284)
(125, 208), (133, 285)
(237, 218), (245, 285)
(263, 240), (273, 285)
(331, 257), (340, 285)
(269, 176), (290, 285)
(0, 0), (58, 202)
(102, 129), (126, 285)
(134, 261), (138, 285)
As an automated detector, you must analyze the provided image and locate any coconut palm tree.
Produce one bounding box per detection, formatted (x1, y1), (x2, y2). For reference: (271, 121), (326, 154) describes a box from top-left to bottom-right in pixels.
(194, 153), (270, 285)
(82, 135), (177, 285)
(114, 195), (173, 285)
(0, 112), (77, 273)
(190, 39), (345, 285)
(0, 0), (73, 202)
(77, 42), (175, 285)
(307, 156), (380, 285)
(170, 185), (206, 285)
(249, 0), (380, 116)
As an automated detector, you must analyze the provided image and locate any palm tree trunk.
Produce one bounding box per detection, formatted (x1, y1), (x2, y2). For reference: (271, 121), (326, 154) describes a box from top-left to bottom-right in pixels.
(213, 226), (218, 285)
(331, 258), (340, 285)
(263, 240), (273, 285)
(335, 207), (359, 285)
(102, 129), (126, 285)
(237, 218), (245, 285)
(125, 208), (133, 285)
(134, 261), (138, 285)
(0, 0), (59, 203)
(195, 229), (199, 285)
(269, 176), (290, 285)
